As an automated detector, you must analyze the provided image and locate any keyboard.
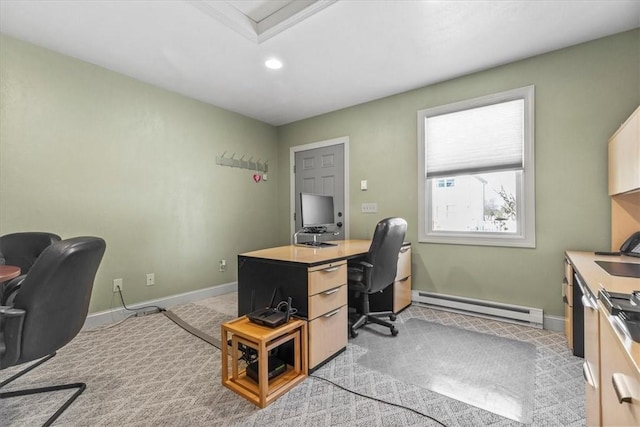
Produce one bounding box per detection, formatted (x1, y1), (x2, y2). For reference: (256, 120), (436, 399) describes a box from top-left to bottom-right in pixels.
(297, 241), (336, 248)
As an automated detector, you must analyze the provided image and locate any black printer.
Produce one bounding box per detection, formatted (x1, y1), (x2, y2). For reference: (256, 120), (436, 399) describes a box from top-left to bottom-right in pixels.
(599, 289), (640, 342)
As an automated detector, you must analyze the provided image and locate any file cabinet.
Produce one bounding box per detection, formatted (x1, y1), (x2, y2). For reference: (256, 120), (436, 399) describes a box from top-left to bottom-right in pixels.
(370, 242), (412, 314)
(307, 262), (348, 369)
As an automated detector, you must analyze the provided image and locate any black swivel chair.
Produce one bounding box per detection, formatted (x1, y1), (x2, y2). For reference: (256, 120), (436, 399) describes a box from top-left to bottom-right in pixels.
(0, 237), (106, 426)
(348, 217), (407, 338)
(0, 232), (61, 304)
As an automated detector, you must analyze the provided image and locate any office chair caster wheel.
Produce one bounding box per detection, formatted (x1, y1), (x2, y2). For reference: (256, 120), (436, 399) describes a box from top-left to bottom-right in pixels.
(350, 329), (358, 338)
(389, 313), (397, 321)
(391, 326), (398, 336)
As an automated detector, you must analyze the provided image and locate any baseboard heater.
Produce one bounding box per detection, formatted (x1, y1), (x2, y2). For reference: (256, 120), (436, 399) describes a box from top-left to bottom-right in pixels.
(412, 291), (544, 329)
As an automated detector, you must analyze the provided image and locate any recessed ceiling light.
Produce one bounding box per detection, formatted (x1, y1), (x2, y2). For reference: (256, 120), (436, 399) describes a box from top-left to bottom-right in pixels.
(265, 58), (283, 70)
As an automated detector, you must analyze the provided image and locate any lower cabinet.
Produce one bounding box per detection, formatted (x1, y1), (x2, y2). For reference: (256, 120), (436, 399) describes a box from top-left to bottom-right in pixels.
(600, 309), (640, 426)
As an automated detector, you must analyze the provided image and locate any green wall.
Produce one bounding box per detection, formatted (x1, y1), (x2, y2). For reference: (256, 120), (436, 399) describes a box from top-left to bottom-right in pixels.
(0, 34), (280, 313)
(277, 29), (640, 317)
(2, 29), (638, 319)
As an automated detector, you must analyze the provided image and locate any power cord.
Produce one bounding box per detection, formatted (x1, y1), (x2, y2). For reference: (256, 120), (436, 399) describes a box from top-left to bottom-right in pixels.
(86, 287), (165, 331)
(275, 300), (298, 317)
(309, 374), (448, 427)
(116, 286), (165, 317)
(166, 304), (446, 425)
(119, 297), (445, 426)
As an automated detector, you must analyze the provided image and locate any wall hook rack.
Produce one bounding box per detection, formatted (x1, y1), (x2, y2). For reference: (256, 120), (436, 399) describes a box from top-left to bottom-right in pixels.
(216, 152), (268, 173)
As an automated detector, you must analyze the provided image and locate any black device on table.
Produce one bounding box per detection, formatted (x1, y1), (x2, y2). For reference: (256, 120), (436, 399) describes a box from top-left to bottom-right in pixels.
(246, 356), (287, 383)
(595, 231), (640, 257)
(247, 289), (292, 328)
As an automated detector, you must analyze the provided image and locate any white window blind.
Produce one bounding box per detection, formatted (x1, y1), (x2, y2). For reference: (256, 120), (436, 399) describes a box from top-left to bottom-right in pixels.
(425, 99), (524, 178)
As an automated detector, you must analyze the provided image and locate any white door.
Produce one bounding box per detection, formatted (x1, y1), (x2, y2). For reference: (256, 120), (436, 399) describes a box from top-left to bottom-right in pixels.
(294, 143), (346, 241)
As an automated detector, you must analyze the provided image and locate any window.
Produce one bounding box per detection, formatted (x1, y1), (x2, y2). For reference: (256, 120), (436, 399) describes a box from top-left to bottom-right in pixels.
(417, 86), (535, 247)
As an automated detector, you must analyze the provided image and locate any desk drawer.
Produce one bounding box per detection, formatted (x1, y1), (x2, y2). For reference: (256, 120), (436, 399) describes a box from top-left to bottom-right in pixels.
(308, 304), (347, 369)
(308, 284), (347, 320)
(393, 276), (412, 313)
(600, 310), (640, 426)
(562, 278), (573, 307)
(564, 303), (573, 350)
(396, 245), (411, 280)
(563, 258), (573, 306)
(308, 262), (346, 295)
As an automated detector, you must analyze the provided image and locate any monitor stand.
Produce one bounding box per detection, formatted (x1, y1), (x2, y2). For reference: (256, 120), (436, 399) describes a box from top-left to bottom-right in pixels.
(293, 229), (337, 248)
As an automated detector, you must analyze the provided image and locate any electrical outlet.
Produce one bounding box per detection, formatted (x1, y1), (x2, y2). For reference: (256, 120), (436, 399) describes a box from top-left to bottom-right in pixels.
(146, 273), (155, 286)
(113, 278), (123, 293)
(361, 203), (378, 213)
(219, 259), (227, 272)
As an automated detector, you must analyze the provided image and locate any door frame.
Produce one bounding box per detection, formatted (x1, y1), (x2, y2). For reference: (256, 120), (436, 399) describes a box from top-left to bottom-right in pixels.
(290, 136), (350, 242)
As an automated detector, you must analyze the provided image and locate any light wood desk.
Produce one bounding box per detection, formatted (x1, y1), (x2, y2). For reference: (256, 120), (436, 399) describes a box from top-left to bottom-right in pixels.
(238, 240), (370, 370)
(564, 251), (640, 426)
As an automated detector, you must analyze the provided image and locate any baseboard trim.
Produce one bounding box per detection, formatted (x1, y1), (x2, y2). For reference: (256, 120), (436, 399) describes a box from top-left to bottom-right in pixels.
(84, 281), (237, 330)
(412, 292), (565, 333)
(542, 314), (565, 333)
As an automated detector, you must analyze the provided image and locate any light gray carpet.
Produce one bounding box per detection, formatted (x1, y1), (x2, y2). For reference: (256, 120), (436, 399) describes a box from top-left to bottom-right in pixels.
(352, 318), (535, 423)
(0, 301), (585, 426)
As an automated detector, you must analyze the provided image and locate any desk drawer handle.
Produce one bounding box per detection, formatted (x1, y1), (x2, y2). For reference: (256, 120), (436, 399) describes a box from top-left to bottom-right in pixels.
(321, 267), (340, 273)
(582, 362), (595, 388)
(323, 288), (340, 295)
(612, 373), (634, 404)
(581, 295), (597, 311)
(323, 309), (340, 318)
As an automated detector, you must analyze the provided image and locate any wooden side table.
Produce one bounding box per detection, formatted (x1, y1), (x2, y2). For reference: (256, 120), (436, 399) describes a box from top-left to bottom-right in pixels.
(221, 316), (308, 408)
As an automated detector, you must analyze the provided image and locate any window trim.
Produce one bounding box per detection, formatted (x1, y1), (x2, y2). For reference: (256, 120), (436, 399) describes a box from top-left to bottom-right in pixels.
(417, 85), (535, 248)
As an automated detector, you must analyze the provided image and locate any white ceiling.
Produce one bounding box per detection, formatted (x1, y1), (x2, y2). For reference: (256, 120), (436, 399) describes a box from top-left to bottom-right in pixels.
(1, 1), (638, 126)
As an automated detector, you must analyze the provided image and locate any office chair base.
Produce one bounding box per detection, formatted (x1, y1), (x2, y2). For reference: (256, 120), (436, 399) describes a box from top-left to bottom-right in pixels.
(0, 352), (86, 427)
(349, 312), (399, 338)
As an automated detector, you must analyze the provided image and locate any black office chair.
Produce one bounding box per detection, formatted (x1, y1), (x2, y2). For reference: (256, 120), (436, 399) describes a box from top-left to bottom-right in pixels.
(0, 232), (61, 304)
(0, 236), (106, 426)
(348, 217), (407, 338)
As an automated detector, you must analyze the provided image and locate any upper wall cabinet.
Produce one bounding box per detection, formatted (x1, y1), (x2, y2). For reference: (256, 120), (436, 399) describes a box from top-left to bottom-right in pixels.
(609, 106), (640, 196)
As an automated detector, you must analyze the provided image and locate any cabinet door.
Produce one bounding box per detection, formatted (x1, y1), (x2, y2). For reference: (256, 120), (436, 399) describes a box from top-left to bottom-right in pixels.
(609, 106), (640, 195)
(583, 299), (600, 426)
(600, 311), (640, 426)
(563, 258), (574, 350)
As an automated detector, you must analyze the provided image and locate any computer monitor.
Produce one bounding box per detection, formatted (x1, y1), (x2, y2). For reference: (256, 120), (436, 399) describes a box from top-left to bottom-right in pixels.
(300, 193), (335, 232)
